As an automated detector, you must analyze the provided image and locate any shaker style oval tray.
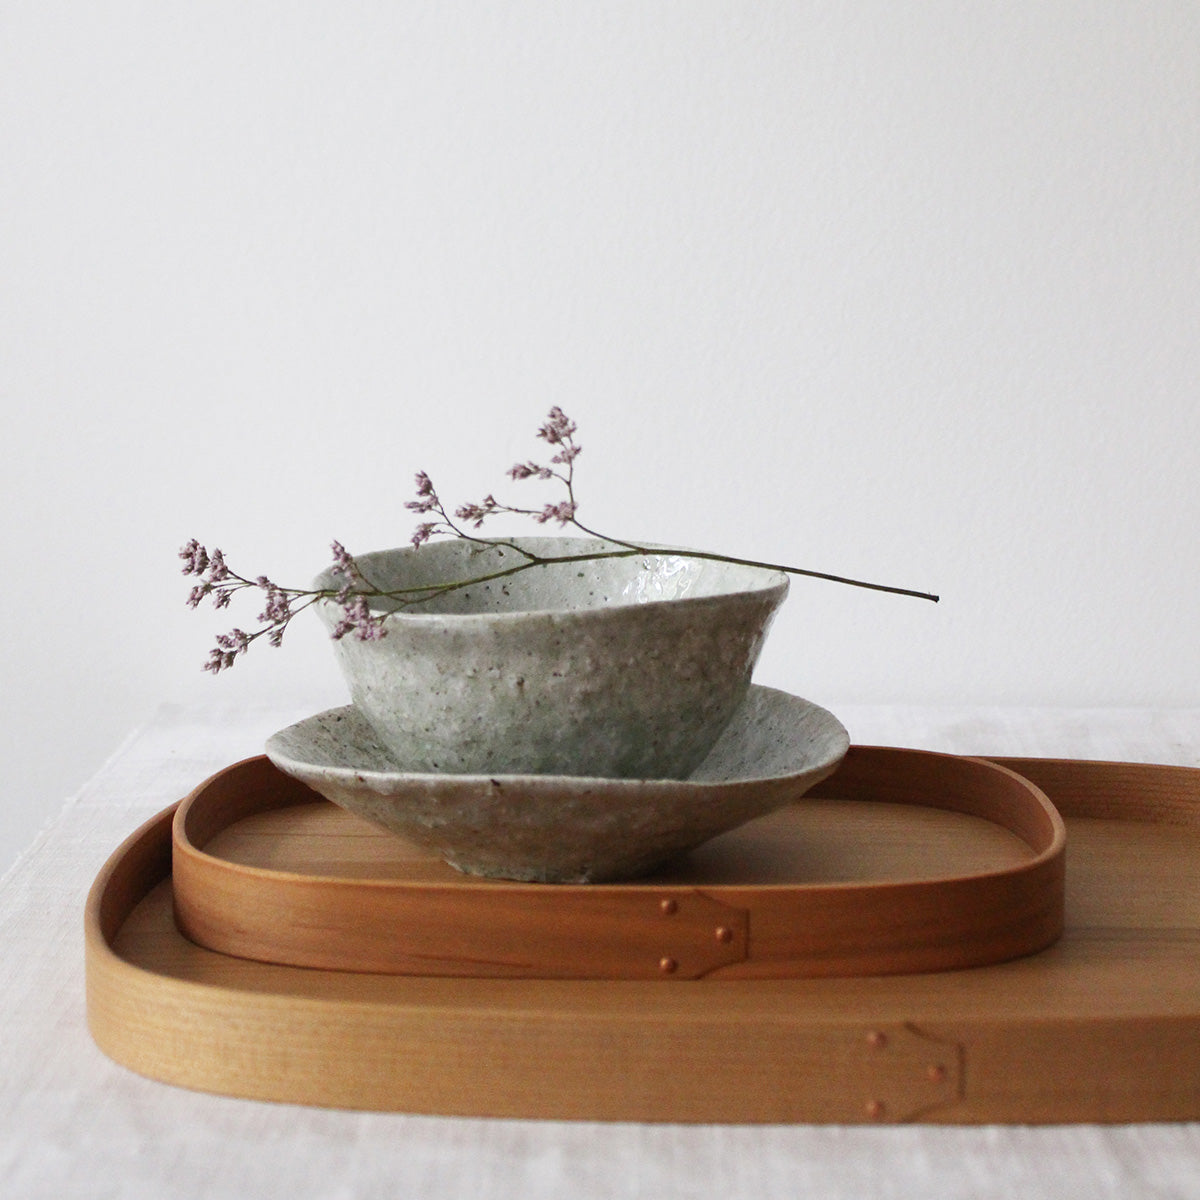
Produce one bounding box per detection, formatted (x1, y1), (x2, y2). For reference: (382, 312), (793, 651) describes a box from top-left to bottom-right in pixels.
(170, 747), (1065, 980)
(86, 751), (1200, 1123)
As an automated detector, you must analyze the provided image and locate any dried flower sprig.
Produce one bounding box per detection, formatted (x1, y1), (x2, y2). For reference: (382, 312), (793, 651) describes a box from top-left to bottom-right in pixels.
(179, 536), (387, 673)
(183, 407), (937, 672)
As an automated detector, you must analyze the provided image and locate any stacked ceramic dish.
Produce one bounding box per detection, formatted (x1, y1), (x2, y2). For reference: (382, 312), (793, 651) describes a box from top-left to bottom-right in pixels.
(265, 538), (849, 882)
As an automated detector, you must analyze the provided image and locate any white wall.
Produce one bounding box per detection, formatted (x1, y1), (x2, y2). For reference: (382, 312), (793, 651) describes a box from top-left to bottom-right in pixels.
(3, 2), (1198, 874)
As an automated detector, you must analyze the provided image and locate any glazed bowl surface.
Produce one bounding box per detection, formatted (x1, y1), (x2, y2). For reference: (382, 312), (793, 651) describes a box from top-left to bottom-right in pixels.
(266, 686), (848, 882)
(313, 537), (789, 779)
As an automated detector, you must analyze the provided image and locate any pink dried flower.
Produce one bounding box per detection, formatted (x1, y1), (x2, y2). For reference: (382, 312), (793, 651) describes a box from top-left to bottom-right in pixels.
(357, 614), (387, 642)
(330, 540), (356, 576)
(179, 539), (209, 576)
(203, 627), (251, 673)
(257, 585), (291, 626)
(205, 548), (230, 583)
(508, 461), (553, 481)
(405, 471), (440, 515)
(536, 500), (577, 525)
(411, 522), (436, 547)
(454, 495), (500, 528)
(537, 406), (576, 445)
(332, 594), (387, 641)
(202, 648), (230, 674)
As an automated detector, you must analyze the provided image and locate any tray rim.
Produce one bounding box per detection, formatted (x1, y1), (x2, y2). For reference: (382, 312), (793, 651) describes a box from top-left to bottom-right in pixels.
(170, 746), (1067, 980)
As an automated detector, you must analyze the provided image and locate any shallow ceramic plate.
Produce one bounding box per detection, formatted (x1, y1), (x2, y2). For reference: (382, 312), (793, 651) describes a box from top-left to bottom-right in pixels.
(265, 685), (849, 883)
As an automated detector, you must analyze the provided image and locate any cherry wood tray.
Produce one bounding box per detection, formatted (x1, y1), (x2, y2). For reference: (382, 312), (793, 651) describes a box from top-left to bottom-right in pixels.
(170, 747), (1065, 980)
(86, 751), (1200, 1123)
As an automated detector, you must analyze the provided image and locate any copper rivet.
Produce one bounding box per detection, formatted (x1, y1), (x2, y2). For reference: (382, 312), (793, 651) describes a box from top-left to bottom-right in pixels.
(866, 1100), (885, 1120)
(867, 1031), (887, 1050)
(660, 898), (678, 915)
(715, 926), (733, 943)
(928, 1064), (946, 1083)
(659, 957), (678, 974)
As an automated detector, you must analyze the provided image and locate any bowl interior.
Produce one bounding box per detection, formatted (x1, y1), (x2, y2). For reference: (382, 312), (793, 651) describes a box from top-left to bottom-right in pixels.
(314, 537), (787, 617)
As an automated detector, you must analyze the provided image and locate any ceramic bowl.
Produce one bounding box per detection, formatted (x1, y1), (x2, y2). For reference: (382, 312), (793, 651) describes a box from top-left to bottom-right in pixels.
(313, 538), (788, 779)
(265, 685), (849, 883)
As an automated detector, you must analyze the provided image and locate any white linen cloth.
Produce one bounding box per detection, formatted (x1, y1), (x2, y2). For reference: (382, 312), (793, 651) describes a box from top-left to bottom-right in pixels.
(3, 700), (1200, 1200)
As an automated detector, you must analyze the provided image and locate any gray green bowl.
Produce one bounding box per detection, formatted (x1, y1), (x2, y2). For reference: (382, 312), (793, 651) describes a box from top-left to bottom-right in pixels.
(314, 537), (789, 780)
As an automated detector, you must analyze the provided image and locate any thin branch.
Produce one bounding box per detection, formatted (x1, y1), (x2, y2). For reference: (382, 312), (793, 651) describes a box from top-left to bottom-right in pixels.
(183, 406), (938, 672)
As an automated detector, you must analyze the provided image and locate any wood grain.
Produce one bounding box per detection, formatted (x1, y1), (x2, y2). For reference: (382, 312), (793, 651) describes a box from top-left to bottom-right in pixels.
(170, 747), (1065, 980)
(85, 752), (1200, 1122)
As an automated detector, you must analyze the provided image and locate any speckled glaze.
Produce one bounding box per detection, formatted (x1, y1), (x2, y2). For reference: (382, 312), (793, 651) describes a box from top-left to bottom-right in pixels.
(265, 686), (849, 882)
(313, 538), (789, 779)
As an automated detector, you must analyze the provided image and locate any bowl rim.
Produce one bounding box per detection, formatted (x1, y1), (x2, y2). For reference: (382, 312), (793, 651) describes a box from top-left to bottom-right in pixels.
(311, 536), (790, 625)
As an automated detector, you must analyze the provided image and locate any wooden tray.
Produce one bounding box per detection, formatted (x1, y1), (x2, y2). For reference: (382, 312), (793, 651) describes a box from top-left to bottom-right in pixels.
(86, 753), (1200, 1123)
(171, 747), (1065, 979)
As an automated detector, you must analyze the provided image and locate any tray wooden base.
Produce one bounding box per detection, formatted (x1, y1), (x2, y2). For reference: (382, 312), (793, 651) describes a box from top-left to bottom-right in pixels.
(86, 752), (1200, 1122)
